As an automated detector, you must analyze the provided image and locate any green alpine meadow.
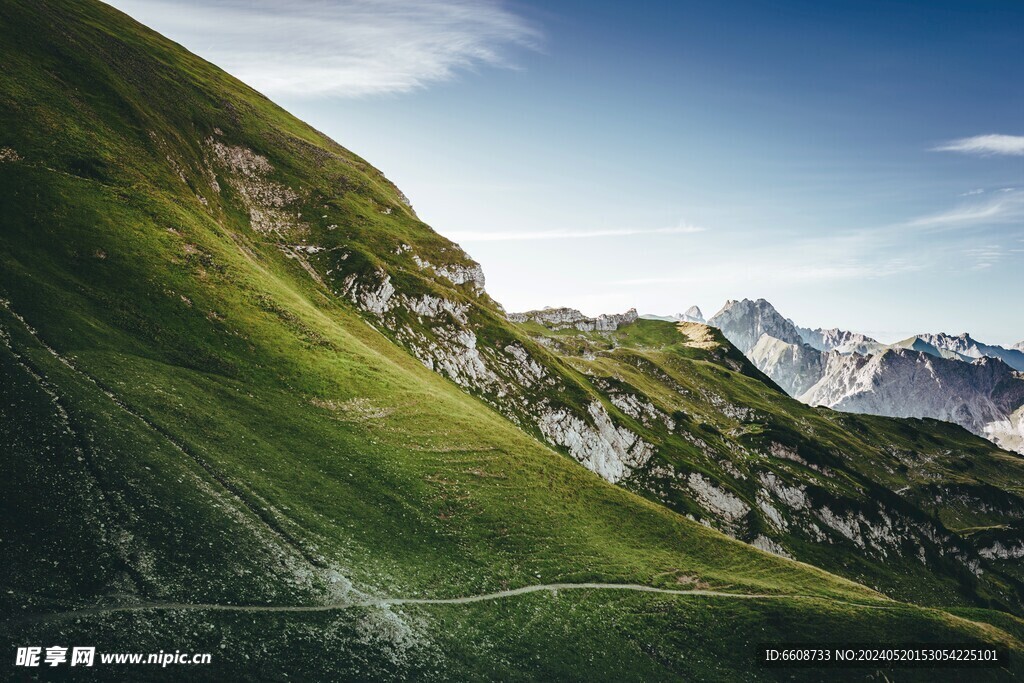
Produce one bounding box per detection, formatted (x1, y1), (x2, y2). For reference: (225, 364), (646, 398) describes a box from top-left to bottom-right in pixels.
(1, 0), (1022, 680)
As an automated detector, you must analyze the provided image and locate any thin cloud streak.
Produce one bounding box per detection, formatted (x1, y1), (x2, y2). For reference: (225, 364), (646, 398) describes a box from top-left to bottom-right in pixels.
(906, 190), (1024, 230)
(966, 245), (1008, 270)
(445, 225), (705, 242)
(613, 259), (924, 287)
(105, 0), (539, 97)
(933, 134), (1024, 156)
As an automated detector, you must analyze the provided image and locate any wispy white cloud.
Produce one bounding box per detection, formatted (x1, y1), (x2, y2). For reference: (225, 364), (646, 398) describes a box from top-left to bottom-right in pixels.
(106, 0), (539, 97)
(445, 224), (705, 242)
(613, 257), (923, 287)
(966, 245), (1006, 270)
(933, 134), (1024, 156)
(906, 189), (1024, 230)
(609, 223), (929, 287)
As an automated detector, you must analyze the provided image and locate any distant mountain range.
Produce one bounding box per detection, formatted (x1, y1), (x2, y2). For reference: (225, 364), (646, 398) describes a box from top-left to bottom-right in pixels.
(640, 306), (705, 324)
(697, 299), (1024, 454)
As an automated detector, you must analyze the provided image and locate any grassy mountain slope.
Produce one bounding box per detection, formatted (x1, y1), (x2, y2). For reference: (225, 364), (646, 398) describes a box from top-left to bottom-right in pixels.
(519, 318), (1024, 612)
(0, 0), (1022, 678)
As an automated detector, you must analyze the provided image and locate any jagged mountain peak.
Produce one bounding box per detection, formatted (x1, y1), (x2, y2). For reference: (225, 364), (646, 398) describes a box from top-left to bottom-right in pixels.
(706, 298), (1024, 453)
(707, 298), (803, 353)
(899, 331), (1024, 372)
(639, 305), (705, 324)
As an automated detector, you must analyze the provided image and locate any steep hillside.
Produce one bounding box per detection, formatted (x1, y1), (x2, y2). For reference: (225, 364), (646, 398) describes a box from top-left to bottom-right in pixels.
(516, 317), (1024, 613)
(1, 1), (1023, 679)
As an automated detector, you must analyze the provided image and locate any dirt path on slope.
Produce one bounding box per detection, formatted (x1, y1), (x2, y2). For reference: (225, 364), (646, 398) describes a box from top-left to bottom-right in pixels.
(14, 583), (907, 626)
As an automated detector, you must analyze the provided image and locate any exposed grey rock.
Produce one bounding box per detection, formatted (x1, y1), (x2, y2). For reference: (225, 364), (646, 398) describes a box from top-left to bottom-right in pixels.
(684, 306), (705, 323)
(537, 402), (654, 483)
(333, 259), (655, 484)
(509, 307), (639, 332)
(708, 299), (804, 353)
(498, 342), (549, 388)
(748, 335), (824, 396)
(979, 540), (1024, 560)
(752, 534), (793, 558)
(409, 254), (485, 294)
(708, 298), (1024, 454)
(400, 294), (469, 323)
(758, 472), (810, 511)
(984, 406), (1024, 454)
(206, 139), (305, 237)
(800, 350), (1024, 451)
(687, 472), (750, 532)
(433, 263), (486, 294)
(339, 269), (395, 316)
(608, 392), (676, 431)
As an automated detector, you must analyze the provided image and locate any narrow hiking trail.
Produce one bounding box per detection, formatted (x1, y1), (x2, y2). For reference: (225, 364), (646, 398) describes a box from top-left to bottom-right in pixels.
(15, 582), (907, 626)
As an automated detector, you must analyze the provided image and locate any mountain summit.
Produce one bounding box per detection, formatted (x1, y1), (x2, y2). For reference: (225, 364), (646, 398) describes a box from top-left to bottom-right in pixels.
(640, 305), (705, 324)
(708, 298), (804, 350)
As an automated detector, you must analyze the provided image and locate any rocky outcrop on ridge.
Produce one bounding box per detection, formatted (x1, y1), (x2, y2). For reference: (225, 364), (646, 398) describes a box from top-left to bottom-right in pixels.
(508, 307), (639, 332)
(313, 239), (653, 483)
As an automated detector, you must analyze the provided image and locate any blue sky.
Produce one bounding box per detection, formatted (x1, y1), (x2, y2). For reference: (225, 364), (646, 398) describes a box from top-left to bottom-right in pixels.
(107, 0), (1023, 345)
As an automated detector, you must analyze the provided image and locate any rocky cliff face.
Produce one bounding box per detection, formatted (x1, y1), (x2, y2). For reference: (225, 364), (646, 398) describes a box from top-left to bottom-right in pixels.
(708, 299), (804, 352)
(508, 307), (639, 332)
(707, 299), (1024, 454)
(313, 245), (654, 483)
(748, 334), (824, 396)
(801, 350), (1024, 437)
